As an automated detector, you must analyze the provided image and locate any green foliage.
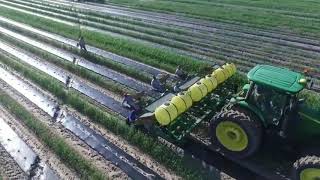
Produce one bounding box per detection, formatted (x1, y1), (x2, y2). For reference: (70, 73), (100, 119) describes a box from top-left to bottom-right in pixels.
(0, 53), (204, 179)
(0, 20), (152, 84)
(106, 0), (320, 38)
(298, 90), (320, 111)
(0, 34), (135, 96)
(0, 91), (106, 180)
(0, 7), (210, 74)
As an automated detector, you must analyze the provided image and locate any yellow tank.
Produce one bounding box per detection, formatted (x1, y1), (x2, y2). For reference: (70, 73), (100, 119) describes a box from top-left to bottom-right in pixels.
(230, 63), (237, 74)
(177, 91), (193, 109)
(222, 65), (231, 78)
(224, 64), (234, 76)
(155, 102), (178, 126)
(171, 96), (187, 114)
(212, 68), (226, 84)
(200, 77), (213, 92)
(207, 75), (218, 91)
(188, 82), (208, 102)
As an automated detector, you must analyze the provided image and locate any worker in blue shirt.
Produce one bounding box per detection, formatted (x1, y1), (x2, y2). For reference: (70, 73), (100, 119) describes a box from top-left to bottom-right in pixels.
(122, 94), (140, 111)
(127, 110), (137, 125)
(151, 75), (165, 93)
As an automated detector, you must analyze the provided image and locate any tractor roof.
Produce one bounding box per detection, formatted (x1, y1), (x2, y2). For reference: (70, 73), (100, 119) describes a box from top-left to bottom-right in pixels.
(247, 65), (306, 94)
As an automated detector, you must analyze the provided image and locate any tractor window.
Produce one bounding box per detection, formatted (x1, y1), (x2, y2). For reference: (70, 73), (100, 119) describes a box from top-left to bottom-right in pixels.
(249, 84), (288, 124)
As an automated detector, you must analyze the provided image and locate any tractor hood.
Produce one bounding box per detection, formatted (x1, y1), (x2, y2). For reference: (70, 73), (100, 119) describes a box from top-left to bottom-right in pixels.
(247, 65), (306, 94)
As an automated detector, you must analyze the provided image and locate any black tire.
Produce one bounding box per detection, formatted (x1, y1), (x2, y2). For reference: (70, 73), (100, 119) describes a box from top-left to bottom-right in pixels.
(210, 108), (263, 159)
(293, 156), (320, 180)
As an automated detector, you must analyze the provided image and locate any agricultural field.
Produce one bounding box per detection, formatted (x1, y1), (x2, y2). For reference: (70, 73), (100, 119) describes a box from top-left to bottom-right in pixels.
(0, 0), (319, 180)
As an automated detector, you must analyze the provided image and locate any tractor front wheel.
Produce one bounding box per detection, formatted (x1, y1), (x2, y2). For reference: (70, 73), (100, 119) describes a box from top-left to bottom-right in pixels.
(293, 156), (320, 180)
(210, 108), (262, 159)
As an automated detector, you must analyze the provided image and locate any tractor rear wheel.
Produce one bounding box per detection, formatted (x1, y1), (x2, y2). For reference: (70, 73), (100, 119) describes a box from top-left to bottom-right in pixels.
(293, 156), (320, 180)
(210, 108), (262, 159)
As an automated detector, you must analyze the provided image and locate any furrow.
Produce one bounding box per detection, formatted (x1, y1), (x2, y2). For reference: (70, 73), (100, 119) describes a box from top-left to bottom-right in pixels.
(3, 1), (319, 77)
(0, 64), (163, 180)
(0, 2), (172, 77)
(0, 41), (131, 117)
(0, 113), (58, 179)
(0, 25), (154, 95)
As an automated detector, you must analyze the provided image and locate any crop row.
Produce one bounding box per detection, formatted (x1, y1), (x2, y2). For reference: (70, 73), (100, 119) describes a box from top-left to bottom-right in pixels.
(103, 0), (320, 38)
(0, 73), (106, 179)
(1, 4), (319, 86)
(37, 0), (320, 48)
(10, 0), (319, 60)
(0, 18), (153, 83)
(1, 3), (319, 87)
(0, 5), (306, 81)
(0, 52), (206, 179)
(0, 33), (137, 97)
(0, 5), (209, 74)
(2, 1), (319, 79)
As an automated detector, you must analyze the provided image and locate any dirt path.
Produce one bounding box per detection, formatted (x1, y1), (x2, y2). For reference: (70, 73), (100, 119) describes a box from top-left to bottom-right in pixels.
(0, 144), (26, 179)
(0, 104), (76, 179)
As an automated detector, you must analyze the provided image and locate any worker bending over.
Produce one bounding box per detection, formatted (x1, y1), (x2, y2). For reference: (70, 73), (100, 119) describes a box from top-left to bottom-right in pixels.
(175, 65), (188, 80)
(151, 75), (166, 93)
(122, 94), (140, 111)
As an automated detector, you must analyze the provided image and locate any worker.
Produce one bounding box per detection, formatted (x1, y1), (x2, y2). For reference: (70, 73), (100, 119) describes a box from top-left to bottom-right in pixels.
(126, 110), (137, 125)
(66, 75), (73, 88)
(77, 36), (87, 52)
(151, 75), (165, 93)
(173, 82), (181, 93)
(122, 94), (140, 111)
(53, 105), (62, 120)
(175, 65), (188, 80)
(72, 57), (79, 65)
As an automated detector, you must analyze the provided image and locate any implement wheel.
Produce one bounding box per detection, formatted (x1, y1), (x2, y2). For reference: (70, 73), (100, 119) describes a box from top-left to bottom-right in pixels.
(210, 108), (262, 159)
(293, 156), (320, 180)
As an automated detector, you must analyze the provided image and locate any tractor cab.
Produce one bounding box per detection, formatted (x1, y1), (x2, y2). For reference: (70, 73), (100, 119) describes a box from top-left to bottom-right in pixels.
(239, 65), (307, 127)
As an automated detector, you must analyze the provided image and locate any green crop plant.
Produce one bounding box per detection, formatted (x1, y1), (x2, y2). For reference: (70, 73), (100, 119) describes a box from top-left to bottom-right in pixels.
(0, 6), (211, 74)
(21, 0), (192, 37)
(0, 90), (106, 180)
(0, 54), (205, 180)
(105, 0), (320, 38)
(298, 89), (320, 112)
(0, 20), (152, 84)
(9, 0), (218, 54)
(0, 34), (136, 96)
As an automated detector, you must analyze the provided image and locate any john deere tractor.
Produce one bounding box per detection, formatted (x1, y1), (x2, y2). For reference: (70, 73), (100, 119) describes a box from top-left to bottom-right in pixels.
(210, 65), (320, 180)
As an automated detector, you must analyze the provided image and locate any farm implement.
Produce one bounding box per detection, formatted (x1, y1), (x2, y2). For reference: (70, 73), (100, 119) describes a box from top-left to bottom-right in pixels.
(132, 64), (320, 180)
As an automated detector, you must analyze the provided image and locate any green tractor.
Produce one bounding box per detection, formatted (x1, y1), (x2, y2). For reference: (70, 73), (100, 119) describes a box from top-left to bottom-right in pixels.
(210, 65), (320, 180)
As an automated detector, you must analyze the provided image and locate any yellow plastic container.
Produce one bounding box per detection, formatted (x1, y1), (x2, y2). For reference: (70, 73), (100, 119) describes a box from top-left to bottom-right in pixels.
(224, 64), (234, 76)
(200, 77), (213, 93)
(155, 102), (178, 126)
(212, 68), (226, 84)
(177, 91), (193, 109)
(207, 75), (218, 91)
(222, 65), (231, 79)
(171, 96), (187, 114)
(188, 82), (208, 102)
(230, 63), (237, 74)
